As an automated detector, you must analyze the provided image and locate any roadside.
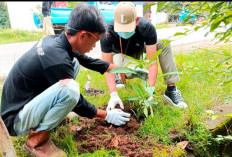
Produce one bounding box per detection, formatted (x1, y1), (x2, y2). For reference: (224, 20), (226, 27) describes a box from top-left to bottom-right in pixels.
(0, 26), (226, 78)
(172, 40), (228, 53)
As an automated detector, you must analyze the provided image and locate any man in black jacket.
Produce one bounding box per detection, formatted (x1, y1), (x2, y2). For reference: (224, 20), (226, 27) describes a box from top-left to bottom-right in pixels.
(1, 4), (130, 157)
(101, 2), (187, 111)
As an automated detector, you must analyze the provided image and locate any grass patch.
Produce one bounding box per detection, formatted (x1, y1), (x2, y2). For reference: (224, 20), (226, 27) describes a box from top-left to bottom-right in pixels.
(155, 24), (171, 29)
(0, 45), (231, 156)
(0, 29), (43, 45)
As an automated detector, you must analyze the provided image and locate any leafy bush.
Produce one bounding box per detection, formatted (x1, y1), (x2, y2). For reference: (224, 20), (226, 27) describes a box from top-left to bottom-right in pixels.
(0, 2), (10, 29)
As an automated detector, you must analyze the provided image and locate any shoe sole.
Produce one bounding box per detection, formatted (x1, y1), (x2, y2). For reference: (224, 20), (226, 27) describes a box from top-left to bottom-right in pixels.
(163, 94), (179, 107)
(23, 143), (36, 157)
(23, 142), (68, 157)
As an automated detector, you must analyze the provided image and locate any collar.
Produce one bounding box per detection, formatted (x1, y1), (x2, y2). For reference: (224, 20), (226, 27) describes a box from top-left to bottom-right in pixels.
(60, 32), (74, 60)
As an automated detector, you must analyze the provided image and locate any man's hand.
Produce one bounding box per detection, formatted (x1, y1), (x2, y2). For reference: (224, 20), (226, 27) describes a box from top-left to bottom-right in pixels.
(107, 92), (124, 111)
(106, 109), (130, 126)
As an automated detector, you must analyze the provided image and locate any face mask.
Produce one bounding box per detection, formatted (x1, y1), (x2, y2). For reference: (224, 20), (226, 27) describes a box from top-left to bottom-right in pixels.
(117, 30), (135, 39)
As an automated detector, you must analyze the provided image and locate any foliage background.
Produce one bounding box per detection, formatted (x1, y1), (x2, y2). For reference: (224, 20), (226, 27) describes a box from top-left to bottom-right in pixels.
(0, 2), (10, 29)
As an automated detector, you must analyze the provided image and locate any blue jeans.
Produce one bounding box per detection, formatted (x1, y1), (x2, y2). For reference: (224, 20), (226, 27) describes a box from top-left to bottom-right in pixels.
(13, 58), (80, 136)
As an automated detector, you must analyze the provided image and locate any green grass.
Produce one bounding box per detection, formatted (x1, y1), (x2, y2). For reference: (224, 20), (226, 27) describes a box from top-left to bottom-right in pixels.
(1, 45), (231, 156)
(155, 24), (172, 29)
(0, 24), (174, 45)
(0, 29), (43, 45)
(76, 46), (232, 156)
(69, 46), (232, 156)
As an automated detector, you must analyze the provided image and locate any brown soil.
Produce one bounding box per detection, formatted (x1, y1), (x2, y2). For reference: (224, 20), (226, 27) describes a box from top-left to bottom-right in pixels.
(84, 88), (104, 96)
(68, 104), (193, 156)
(61, 103), (192, 156)
(70, 106), (157, 157)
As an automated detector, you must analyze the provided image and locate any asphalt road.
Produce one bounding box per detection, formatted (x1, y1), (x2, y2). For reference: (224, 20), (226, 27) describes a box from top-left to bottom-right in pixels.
(0, 26), (217, 78)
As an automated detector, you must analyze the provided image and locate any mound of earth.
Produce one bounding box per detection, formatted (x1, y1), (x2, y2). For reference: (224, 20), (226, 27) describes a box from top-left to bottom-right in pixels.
(69, 106), (156, 156)
(68, 105), (188, 156)
(71, 117), (155, 157)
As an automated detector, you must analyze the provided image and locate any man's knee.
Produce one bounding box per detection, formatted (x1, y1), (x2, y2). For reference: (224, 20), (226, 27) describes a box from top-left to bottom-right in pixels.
(59, 78), (73, 85)
(59, 79), (80, 104)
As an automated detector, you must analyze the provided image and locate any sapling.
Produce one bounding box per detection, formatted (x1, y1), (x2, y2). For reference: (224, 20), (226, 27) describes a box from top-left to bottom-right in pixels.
(109, 42), (182, 118)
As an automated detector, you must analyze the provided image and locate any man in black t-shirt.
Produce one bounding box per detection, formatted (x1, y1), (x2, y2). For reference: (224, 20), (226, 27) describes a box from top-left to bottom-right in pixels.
(100, 2), (187, 111)
(1, 4), (130, 157)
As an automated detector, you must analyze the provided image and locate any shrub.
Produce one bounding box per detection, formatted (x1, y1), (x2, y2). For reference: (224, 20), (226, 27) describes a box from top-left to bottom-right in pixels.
(0, 2), (10, 29)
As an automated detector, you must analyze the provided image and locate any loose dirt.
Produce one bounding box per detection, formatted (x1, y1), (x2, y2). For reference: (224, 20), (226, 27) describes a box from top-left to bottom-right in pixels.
(67, 104), (192, 156)
(84, 88), (104, 96)
(70, 106), (157, 157)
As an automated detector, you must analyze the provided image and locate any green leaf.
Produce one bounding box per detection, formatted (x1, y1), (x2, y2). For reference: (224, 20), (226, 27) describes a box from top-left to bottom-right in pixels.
(144, 2), (157, 11)
(149, 105), (154, 117)
(157, 2), (167, 12)
(160, 39), (172, 47)
(212, 115), (223, 120)
(148, 49), (163, 65)
(108, 67), (137, 74)
(144, 106), (148, 118)
(142, 80), (148, 88)
(157, 72), (183, 79)
(215, 137), (224, 142)
(205, 110), (214, 115)
(125, 62), (137, 67)
(215, 57), (232, 68)
(144, 99), (150, 107)
(144, 86), (155, 96)
(224, 135), (232, 141)
(123, 54), (140, 63)
(214, 32), (222, 38)
(127, 97), (140, 101)
(224, 113), (232, 118)
(223, 76), (232, 85)
(223, 95), (232, 104)
(210, 2), (224, 16)
(194, 26), (202, 31)
(173, 32), (187, 36)
(132, 84), (144, 98)
(149, 100), (159, 105)
(192, 2), (200, 5)
(210, 11), (232, 32)
(202, 21), (208, 26)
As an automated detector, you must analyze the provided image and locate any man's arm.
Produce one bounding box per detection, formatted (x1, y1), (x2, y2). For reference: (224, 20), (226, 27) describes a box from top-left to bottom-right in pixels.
(146, 44), (158, 87)
(94, 109), (107, 119)
(74, 95), (130, 126)
(102, 52), (117, 93)
(75, 52), (110, 74)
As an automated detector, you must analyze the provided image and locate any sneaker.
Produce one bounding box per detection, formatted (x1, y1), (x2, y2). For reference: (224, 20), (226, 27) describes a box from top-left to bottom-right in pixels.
(115, 73), (125, 88)
(164, 87), (188, 108)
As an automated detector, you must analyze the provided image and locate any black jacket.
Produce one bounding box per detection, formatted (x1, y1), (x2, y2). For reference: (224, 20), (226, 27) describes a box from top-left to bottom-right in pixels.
(1, 32), (109, 136)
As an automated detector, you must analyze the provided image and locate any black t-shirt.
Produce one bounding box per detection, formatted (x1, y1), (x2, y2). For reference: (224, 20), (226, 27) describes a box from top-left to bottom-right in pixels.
(1, 32), (110, 136)
(100, 17), (157, 56)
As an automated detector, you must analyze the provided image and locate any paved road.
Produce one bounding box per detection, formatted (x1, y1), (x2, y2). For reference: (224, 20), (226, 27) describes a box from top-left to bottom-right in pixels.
(0, 26), (216, 78)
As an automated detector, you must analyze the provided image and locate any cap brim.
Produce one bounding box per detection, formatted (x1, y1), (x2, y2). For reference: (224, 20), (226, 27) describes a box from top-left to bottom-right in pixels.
(114, 21), (136, 32)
